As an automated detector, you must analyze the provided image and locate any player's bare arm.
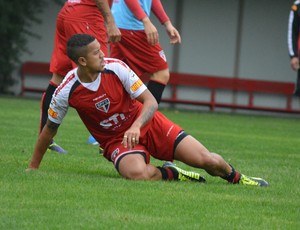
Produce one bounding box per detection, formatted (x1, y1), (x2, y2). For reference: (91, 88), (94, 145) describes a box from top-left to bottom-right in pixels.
(27, 120), (59, 170)
(135, 89), (158, 125)
(122, 89), (158, 149)
(95, 0), (121, 43)
(142, 17), (159, 45)
(164, 21), (181, 44)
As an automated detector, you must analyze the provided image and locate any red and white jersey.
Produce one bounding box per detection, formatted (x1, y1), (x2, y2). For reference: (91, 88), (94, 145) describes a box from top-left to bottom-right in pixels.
(48, 58), (148, 147)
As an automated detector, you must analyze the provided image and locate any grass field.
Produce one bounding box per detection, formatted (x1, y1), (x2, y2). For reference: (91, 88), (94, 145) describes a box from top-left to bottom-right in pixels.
(0, 96), (299, 229)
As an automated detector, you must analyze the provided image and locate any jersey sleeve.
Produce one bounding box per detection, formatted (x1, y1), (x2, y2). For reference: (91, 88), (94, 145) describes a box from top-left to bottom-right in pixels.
(124, 0), (147, 20)
(151, 0), (169, 24)
(48, 84), (70, 124)
(288, 3), (300, 58)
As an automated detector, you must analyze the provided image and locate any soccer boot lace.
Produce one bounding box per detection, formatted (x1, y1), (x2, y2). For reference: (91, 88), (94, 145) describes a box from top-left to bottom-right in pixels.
(163, 161), (206, 183)
(239, 174), (269, 187)
(48, 140), (67, 154)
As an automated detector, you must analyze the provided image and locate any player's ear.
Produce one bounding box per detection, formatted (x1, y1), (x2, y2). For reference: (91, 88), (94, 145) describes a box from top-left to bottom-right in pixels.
(78, 57), (87, 66)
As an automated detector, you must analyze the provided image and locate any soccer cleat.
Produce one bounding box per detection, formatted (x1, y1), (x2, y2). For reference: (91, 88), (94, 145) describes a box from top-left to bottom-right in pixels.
(48, 140), (67, 154)
(238, 174), (269, 187)
(163, 161), (206, 183)
(88, 135), (99, 145)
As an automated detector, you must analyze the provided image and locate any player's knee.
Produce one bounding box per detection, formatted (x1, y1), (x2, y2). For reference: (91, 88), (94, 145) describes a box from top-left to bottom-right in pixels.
(121, 165), (150, 180)
(152, 69), (170, 84)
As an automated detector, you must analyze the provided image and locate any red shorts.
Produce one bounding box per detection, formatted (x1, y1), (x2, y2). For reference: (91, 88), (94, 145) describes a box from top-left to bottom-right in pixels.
(110, 29), (169, 77)
(50, 5), (108, 77)
(103, 111), (183, 167)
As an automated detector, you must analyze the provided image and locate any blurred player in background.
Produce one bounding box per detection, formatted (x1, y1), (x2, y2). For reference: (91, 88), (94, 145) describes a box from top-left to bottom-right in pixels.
(27, 34), (269, 187)
(40, 0), (121, 153)
(110, 0), (181, 103)
(288, 1), (300, 97)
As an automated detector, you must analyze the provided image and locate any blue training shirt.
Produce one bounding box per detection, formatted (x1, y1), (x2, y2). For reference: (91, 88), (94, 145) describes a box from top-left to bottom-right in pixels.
(112, 0), (152, 30)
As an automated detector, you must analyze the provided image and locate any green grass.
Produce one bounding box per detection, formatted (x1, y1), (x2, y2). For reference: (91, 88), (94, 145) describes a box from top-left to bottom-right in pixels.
(0, 96), (299, 229)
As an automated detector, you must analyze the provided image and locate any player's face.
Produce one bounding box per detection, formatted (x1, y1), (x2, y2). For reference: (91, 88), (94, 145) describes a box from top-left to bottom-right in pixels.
(85, 39), (105, 72)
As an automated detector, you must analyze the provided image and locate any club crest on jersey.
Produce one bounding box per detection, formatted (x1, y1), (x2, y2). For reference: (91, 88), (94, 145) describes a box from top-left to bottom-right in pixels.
(95, 98), (110, 113)
(159, 50), (167, 62)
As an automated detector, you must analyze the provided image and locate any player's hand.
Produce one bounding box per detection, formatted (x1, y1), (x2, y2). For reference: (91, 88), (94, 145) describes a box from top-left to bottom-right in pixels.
(143, 17), (159, 45)
(122, 128), (140, 150)
(291, 57), (299, 71)
(107, 23), (122, 43)
(164, 21), (181, 44)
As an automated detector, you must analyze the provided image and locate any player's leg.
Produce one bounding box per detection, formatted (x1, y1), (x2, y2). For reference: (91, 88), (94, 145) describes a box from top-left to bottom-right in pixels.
(117, 153), (162, 180)
(294, 69), (300, 96)
(174, 135), (232, 177)
(110, 30), (169, 104)
(147, 68), (169, 104)
(172, 135), (268, 186)
(144, 41), (169, 104)
(108, 140), (188, 181)
(116, 152), (202, 182)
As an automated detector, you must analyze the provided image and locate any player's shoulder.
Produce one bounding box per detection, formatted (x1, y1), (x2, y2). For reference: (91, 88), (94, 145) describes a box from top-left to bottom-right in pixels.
(104, 58), (131, 70)
(54, 70), (78, 98)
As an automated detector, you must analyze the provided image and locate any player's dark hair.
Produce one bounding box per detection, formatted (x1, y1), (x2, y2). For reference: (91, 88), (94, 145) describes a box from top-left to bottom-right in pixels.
(67, 34), (96, 63)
